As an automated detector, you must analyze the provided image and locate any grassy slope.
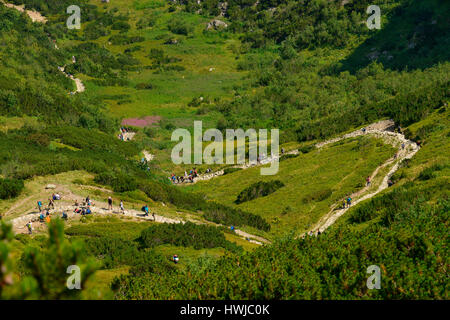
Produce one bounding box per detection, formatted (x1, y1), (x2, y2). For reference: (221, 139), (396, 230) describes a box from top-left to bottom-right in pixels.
(188, 136), (395, 237)
(79, 0), (245, 120)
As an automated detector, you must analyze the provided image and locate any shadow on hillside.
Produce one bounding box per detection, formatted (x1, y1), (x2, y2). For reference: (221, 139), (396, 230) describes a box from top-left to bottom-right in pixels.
(340, 0), (450, 73)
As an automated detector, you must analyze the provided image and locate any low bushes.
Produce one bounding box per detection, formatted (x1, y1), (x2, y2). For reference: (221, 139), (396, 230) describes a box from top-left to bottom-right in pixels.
(139, 180), (270, 231)
(235, 180), (285, 204)
(223, 167), (242, 175)
(94, 172), (138, 193)
(138, 222), (242, 253)
(302, 188), (333, 204)
(417, 164), (445, 181)
(0, 178), (24, 199)
(203, 202), (271, 232)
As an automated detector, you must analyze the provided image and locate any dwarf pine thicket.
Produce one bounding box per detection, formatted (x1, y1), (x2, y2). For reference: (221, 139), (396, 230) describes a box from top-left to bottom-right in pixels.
(0, 0), (448, 299)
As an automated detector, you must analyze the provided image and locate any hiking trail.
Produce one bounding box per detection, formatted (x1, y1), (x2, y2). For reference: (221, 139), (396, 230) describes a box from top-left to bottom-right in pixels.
(58, 66), (85, 94)
(180, 120), (420, 237)
(2, 1), (47, 23)
(2, 2), (85, 94)
(5, 183), (267, 245)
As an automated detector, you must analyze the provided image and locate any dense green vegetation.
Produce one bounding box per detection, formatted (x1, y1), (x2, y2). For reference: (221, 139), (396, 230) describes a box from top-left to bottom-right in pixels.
(113, 197), (448, 299)
(0, 0), (448, 301)
(235, 180), (285, 204)
(0, 178), (24, 199)
(138, 222), (242, 252)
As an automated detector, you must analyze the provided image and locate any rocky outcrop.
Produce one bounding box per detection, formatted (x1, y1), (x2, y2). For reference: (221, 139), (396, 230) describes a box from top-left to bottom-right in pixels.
(206, 19), (228, 30)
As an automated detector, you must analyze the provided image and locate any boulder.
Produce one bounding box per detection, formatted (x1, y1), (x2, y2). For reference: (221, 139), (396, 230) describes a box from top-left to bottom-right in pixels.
(206, 20), (228, 30)
(45, 184), (56, 189)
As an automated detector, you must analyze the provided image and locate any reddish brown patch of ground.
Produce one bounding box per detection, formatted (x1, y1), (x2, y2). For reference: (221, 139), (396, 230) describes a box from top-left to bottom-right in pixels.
(121, 116), (161, 127)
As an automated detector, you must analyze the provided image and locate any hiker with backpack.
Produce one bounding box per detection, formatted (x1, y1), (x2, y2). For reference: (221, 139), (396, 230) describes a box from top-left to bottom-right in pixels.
(347, 196), (352, 207)
(366, 176), (371, 186)
(26, 221), (33, 234)
(142, 204), (149, 217)
(37, 201), (43, 212)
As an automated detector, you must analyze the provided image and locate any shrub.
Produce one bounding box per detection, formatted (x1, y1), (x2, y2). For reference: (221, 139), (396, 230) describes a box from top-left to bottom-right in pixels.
(138, 222), (242, 253)
(203, 202), (271, 232)
(417, 164), (444, 181)
(280, 153), (299, 161)
(223, 167), (242, 175)
(0, 178), (24, 199)
(235, 180), (285, 204)
(168, 18), (193, 35)
(299, 145), (315, 154)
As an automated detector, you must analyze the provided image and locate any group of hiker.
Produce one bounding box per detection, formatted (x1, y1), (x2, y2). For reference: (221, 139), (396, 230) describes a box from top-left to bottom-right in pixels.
(307, 230), (321, 237)
(26, 194), (158, 234)
(72, 195), (96, 216)
(342, 196), (352, 209)
(170, 168), (202, 184)
(28, 194), (65, 233)
(118, 127), (131, 141)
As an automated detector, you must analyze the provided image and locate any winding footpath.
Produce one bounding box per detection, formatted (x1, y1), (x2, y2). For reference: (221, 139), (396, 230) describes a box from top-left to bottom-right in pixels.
(2, 2), (420, 244)
(58, 66), (85, 94)
(4, 116), (419, 245)
(180, 120), (420, 238)
(6, 184), (266, 245)
(2, 1), (47, 23)
(311, 121), (420, 234)
(2, 2), (85, 94)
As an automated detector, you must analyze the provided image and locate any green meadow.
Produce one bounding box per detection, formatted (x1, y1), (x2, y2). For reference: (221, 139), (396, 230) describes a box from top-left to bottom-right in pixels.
(187, 136), (396, 237)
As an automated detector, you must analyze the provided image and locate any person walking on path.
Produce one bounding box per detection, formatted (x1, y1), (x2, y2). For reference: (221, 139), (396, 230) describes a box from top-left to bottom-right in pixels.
(37, 201), (43, 212)
(142, 204), (149, 217)
(366, 176), (371, 186)
(26, 221), (33, 234)
(120, 200), (125, 214)
(152, 212), (155, 221)
(108, 197), (113, 211)
(342, 199), (346, 209)
(347, 196), (352, 207)
(48, 198), (55, 210)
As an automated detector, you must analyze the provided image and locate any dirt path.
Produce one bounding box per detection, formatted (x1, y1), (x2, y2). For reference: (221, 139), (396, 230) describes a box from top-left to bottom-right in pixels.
(308, 120), (419, 234)
(58, 66), (85, 94)
(6, 121), (418, 245)
(142, 150), (154, 162)
(176, 149), (299, 185)
(190, 121), (396, 184)
(7, 183), (267, 245)
(2, 1), (47, 23)
(176, 119), (419, 238)
(3, 2), (85, 95)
